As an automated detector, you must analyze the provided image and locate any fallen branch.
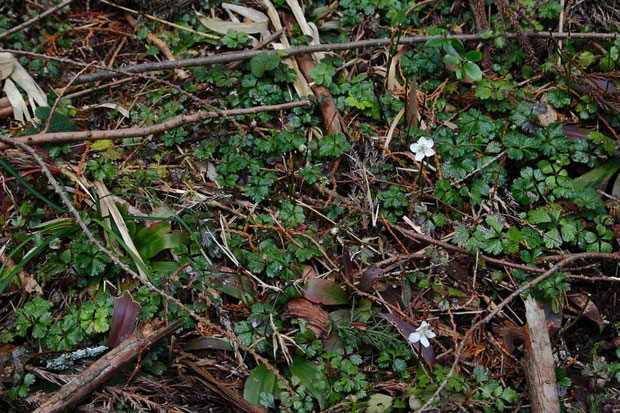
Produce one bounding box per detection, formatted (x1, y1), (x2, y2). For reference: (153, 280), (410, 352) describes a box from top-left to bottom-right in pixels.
(32, 320), (182, 413)
(0, 0), (73, 41)
(391, 222), (547, 274)
(70, 31), (618, 84)
(523, 296), (561, 413)
(0, 100), (312, 150)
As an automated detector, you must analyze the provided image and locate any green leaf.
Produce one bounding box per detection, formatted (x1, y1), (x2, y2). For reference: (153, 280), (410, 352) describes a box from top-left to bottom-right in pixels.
(577, 51), (595, 68)
(573, 156), (620, 191)
(280, 200), (305, 228)
(463, 62), (482, 81)
(309, 61), (337, 87)
(288, 357), (328, 408)
(134, 222), (188, 260)
(250, 52), (280, 77)
(465, 50), (483, 63)
(367, 393), (394, 413)
(244, 364), (277, 406)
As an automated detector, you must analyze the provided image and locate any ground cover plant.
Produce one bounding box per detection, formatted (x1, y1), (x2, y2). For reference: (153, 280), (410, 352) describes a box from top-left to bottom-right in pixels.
(0, 0), (619, 411)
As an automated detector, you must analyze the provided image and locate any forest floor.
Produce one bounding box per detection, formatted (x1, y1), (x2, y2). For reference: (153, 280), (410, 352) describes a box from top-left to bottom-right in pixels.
(0, 0), (619, 412)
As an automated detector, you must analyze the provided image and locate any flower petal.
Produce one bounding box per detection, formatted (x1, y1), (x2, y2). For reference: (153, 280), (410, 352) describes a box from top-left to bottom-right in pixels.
(420, 335), (430, 347)
(417, 321), (429, 330)
(426, 330), (436, 339)
(415, 152), (424, 162)
(424, 148), (435, 157)
(408, 332), (421, 343)
(410, 143), (420, 153)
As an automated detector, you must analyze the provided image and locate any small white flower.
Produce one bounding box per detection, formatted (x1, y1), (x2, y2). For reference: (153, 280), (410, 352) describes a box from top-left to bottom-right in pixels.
(408, 321), (436, 347)
(409, 137), (435, 162)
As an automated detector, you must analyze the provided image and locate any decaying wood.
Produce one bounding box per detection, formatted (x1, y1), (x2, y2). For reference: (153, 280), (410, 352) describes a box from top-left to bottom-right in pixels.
(0, 97), (14, 119)
(523, 296), (561, 413)
(295, 54), (346, 135)
(32, 321), (182, 413)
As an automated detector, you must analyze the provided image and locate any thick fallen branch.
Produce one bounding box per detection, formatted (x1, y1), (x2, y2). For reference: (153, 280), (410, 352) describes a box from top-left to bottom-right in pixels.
(32, 321), (182, 413)
(71, 31), (618, 84)
(523, 296), (561, 413)
(0, 100), (312, 150)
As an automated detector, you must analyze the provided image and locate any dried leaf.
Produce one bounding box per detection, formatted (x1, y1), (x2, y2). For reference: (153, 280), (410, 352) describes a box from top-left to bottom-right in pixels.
(221, 3), (269, 22)
(568, 293), (605, 324)
(184, 337), (234, 351)
(197, 13), (268, 34)
(340, 248), (353, 282)
(0, 53), (47, 123)
(285, 298), (329, 338)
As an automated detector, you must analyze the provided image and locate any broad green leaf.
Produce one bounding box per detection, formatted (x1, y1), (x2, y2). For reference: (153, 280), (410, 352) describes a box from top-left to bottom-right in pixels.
(367, 393), (394, 413)
(464, 62), (482, 81)
(466, 50), (483, 63)
(244, 364), (277, 406)
(288, 357), (327, 408)
(573, 156), (620, 191)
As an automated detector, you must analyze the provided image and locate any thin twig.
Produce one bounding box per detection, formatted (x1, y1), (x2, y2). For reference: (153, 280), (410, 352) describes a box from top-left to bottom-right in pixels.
(70, 31), (618, 84)
(0, 0), (73, 40)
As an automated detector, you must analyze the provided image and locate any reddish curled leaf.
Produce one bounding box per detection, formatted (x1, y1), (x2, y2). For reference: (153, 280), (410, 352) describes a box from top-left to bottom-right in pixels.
(108, 291), (141, 348)
(285, 298), (329, 338)
(568, 293), (605, 325)
(380, 313), (435, 369)
(302, 278), (349, 305)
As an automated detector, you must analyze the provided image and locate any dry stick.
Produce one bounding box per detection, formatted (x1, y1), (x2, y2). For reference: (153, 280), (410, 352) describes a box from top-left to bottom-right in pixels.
(0, 135), (296, 398)
(414, 251), (620, 412)
(73, 31), (618, 84)
(0, 100), (312, 150)
(0, 0), (74, 40)
(523, 296), (560, 413)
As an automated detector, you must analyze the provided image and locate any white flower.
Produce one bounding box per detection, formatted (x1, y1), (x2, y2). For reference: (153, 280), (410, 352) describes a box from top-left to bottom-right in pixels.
(409, 137), (435, 162)
(408, 321), (436, 347)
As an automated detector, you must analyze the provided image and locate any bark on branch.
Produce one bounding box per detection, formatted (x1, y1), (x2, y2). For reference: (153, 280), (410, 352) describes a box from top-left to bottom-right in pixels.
(0, 100), (312, 150)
